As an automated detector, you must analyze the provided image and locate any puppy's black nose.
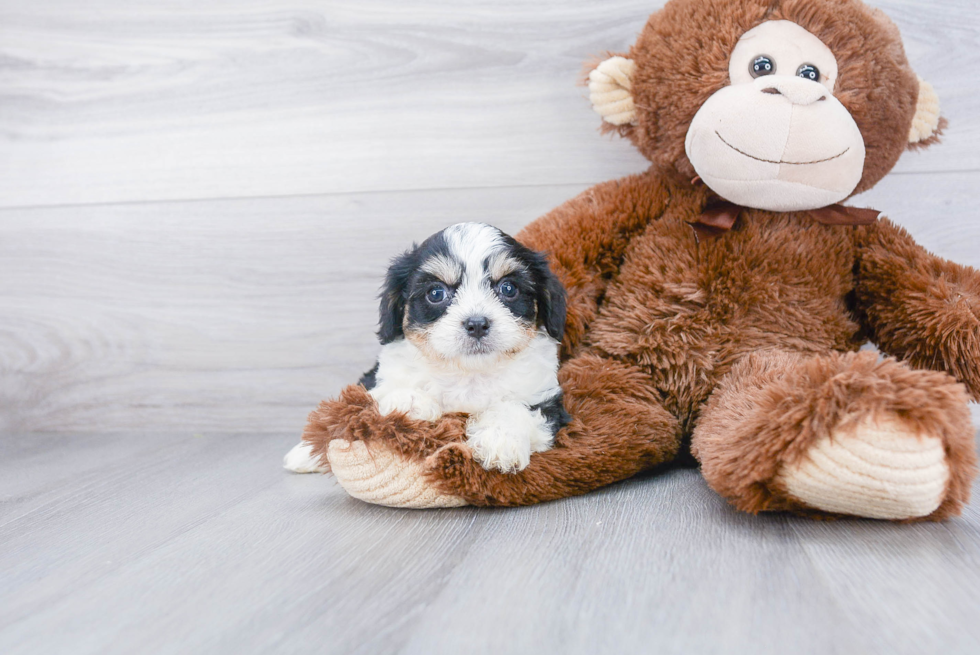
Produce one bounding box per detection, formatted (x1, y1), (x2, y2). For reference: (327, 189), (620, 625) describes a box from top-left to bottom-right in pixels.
(464, 316), (490, 339)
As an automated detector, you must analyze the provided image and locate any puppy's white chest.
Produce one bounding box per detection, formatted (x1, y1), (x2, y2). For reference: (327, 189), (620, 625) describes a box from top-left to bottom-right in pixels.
(437, 369), (513, 414)
(371, 335), (559, 414)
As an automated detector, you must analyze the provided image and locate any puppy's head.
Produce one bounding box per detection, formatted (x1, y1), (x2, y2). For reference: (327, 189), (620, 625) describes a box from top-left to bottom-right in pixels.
(377, 223), (566, 365)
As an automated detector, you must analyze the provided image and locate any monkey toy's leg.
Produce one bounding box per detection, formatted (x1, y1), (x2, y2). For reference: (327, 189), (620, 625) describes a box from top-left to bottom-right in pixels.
(692, 349), (977, 521)
(305, 351), (682, 507)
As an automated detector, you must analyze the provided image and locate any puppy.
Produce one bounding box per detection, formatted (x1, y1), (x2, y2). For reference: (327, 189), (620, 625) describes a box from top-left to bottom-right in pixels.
(284, 222), (570, 474)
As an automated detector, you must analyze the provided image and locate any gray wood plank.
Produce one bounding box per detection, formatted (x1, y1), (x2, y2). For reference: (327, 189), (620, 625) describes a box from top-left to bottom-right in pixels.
(2, 173), (978, 435)
(789, 513), (980, 653)
(0, 432), (191, 524)
(0, 432), (280, 631)
(0, 0), (976, 208)
(1, 431), (978, 655)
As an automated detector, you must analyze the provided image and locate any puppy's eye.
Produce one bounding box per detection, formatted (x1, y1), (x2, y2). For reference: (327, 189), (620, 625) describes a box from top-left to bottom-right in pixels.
(497, 280), (519, 300)
(750, 55), (775, 78)
(796, 63), (820, 82)
(426, 284), (449, 304)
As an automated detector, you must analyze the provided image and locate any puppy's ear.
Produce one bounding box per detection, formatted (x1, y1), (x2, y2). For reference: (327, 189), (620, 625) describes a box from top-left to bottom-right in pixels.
(377, 246), (418, 344)
(531, 252), (567, 342)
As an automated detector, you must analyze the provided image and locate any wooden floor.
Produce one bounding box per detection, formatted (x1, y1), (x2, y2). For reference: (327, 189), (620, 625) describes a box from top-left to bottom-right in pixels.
(1, 432), (979, 655)
(2, 1), (980, 653)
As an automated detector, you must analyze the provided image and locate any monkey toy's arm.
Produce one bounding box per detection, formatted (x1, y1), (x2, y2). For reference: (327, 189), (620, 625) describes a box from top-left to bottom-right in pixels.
(517, 170), (670, 355)
(854, 218), (980, 399)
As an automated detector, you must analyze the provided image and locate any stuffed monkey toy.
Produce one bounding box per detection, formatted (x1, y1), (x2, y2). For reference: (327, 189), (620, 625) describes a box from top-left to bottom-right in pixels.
(304, 0), (979, 520)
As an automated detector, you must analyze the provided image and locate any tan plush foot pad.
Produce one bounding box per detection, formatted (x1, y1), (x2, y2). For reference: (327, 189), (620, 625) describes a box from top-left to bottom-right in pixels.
(778, 418), (950, 520)
(326, 439), (468, 509)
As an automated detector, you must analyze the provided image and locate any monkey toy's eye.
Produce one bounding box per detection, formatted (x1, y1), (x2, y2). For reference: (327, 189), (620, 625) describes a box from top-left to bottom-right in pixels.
(750, 55), (775, 78)
(426, 284), (449, 304)
(496, 279), (519, 300)
(797, 64), (820, 82)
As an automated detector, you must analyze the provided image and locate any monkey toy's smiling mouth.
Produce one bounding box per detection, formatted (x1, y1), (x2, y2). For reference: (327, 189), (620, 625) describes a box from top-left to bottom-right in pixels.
(715, 131), (850, 166)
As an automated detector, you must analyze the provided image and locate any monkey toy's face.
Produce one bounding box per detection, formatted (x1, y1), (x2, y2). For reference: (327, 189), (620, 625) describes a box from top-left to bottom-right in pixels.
(684, 20), (865, 212)
(586, 0), (943, 215)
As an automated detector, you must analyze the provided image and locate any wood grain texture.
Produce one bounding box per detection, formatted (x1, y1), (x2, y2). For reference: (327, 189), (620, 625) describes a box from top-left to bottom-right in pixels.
(1, 431), (979, 655)
(0, 0), (977, 208)
(2, 173), (979, 434)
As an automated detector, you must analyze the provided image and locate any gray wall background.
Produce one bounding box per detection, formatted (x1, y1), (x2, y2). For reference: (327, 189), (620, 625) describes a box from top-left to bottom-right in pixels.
(1, 0), (978, 435)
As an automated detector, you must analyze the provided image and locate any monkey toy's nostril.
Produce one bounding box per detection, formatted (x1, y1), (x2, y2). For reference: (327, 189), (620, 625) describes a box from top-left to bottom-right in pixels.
(464, 316), (491, 339)
(758, 79), (827, 106)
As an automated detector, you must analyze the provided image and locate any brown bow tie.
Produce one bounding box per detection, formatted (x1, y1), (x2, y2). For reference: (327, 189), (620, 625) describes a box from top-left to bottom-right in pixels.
(689, 200), (881, 237)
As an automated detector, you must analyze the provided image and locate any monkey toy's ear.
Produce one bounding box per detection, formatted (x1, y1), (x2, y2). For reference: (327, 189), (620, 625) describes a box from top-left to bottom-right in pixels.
(908, 75), (944, 148)
(588, 56), (638, 127)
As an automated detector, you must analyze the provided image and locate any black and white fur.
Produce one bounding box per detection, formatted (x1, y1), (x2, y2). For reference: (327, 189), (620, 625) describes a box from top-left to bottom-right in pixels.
(284, 222), (569, 474)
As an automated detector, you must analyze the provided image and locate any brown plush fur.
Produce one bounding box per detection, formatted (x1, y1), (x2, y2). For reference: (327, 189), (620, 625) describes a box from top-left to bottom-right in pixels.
(306, 0), (979, 518)
(303, 384), (467, 473)
(855, 219), (980, 401)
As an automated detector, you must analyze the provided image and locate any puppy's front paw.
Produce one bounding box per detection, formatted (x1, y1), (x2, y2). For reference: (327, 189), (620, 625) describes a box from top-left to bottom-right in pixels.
(466, 418), (532, 474)
(373, 389), (443, 422)
(528, 419), (556, 454)
(406, 394), (444, 421)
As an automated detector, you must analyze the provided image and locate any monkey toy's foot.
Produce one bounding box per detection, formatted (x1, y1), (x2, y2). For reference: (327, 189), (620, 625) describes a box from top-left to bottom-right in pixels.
(776, 416), (951, 519)
(694, 350), (977, 521)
